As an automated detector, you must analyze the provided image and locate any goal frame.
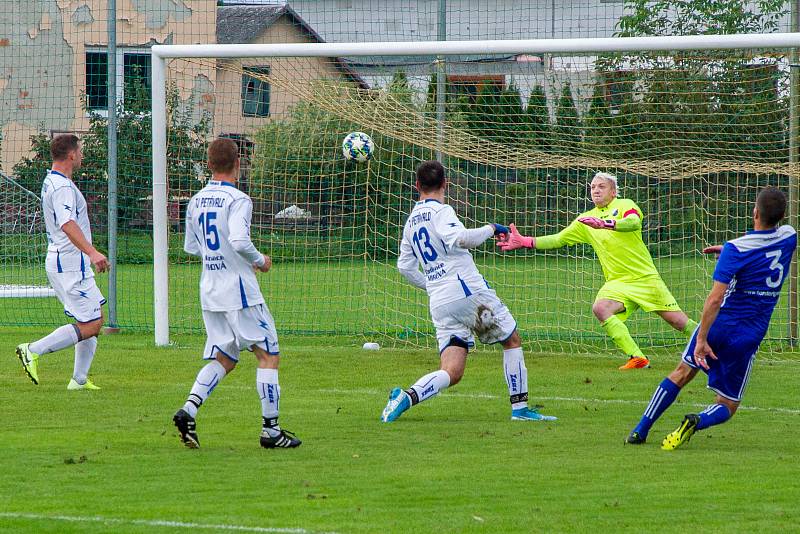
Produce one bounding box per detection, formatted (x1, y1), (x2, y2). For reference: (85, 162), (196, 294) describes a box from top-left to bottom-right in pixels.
(151, 32), (800, 346)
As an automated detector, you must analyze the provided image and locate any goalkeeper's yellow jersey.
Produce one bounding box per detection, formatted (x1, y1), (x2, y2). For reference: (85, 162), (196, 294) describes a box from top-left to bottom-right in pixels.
(535, 197), (659, 282)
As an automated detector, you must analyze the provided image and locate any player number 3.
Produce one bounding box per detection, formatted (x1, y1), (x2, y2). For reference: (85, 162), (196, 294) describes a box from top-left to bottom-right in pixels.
(765, 249), (783, 288)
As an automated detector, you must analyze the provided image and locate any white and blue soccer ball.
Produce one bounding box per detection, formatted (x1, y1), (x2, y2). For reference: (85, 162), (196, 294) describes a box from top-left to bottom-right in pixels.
(342, 132), (374, 162)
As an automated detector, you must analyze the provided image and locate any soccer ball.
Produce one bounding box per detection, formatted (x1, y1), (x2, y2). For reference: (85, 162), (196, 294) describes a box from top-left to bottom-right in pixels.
(342, 132), (374, 162)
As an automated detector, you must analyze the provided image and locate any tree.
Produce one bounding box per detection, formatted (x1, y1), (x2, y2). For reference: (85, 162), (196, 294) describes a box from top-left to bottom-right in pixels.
(553, 82), (582, 153)
(597, 0), (789, 161)
(12, 83), (211, 230)
(524, 85), (552, 152)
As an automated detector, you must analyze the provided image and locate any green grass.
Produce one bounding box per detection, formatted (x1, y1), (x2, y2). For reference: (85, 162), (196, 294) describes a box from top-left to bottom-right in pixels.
(1, 328), (799, 533)
(3, 255), (797, 353)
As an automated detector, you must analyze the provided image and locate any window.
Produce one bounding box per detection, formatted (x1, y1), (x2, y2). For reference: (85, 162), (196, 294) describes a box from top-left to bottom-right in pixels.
(86, 52), (108, 110)
(446, 75), (504, 102)
(123, 52), (151, 110)
(242, 66), (270, 117)
(84, 48), (151, 114)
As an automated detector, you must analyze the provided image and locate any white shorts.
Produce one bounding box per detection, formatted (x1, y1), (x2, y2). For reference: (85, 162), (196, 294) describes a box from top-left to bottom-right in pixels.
(47, 271), (106, 323)
(430, 290), (517, 353)
(202, 303), (279, 362)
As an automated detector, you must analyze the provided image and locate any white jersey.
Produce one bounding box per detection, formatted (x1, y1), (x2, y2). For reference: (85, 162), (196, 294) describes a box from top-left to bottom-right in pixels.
(398, 199), (490, 308)
(184, 180), (265, 312)
(41, 170), (93, 275)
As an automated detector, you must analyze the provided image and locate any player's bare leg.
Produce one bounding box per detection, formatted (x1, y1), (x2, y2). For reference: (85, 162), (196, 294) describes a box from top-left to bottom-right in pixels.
(656, 310), (698, 339)
(256, 347), (301, 449)
(502, 332), (556, 421)
(593, 299), (648, 369)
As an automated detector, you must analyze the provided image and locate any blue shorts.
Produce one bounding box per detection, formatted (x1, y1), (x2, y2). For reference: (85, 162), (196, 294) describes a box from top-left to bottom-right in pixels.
(682, 328), (759, 402)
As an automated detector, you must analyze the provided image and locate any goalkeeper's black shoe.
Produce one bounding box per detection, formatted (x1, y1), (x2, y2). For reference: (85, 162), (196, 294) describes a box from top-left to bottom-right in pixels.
(625, 431), (646, 445)
(260, 428), (302, 449)
(173, 409), (200, 449)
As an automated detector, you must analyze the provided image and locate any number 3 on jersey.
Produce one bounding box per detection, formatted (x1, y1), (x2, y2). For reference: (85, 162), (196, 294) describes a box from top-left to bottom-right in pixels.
(765, 249), (784, 288)
(198, 211), (220, 251)
(412, 226), (438, 264)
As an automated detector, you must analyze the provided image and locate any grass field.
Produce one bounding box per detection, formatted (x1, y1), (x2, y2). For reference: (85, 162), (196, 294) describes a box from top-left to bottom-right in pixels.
(1, 327), (799, 533)
(3, 254), (798, 352)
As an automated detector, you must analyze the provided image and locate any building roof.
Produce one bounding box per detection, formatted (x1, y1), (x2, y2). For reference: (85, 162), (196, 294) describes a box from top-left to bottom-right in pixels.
(216, 4), (368, 88)
(217, 4), (325, 46)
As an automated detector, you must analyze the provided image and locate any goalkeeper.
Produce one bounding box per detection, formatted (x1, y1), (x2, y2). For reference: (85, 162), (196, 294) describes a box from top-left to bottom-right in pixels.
(498, 172), (697, 370)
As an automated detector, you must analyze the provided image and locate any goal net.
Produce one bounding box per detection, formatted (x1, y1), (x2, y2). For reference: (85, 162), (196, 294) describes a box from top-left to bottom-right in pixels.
(153, 35), (799, 352)
(0, 173), (58, 317)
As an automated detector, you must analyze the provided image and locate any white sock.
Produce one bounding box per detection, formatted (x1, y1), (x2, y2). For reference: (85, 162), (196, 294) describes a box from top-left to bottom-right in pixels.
(30, 324), (80, 355)
(72, 337), (98, 384)
(407, 370), (451, 405)
(503, 347), (529, 410)
(183, 360), (227, 418)
(257, 368), (281, 437)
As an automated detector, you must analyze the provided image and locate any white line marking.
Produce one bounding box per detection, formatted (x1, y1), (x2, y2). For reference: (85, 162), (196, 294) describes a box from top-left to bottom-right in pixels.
(0, 512), (339, 534)
(315, 388), (800, 415)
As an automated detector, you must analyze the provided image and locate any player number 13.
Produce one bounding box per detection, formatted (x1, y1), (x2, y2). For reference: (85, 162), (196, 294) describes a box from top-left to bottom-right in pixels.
(412, 227), (438, 264)
(765, 249), (783, 288)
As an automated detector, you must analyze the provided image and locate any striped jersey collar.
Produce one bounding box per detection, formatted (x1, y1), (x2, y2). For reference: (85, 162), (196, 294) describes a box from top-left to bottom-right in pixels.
(415, 198), (442, 205)
(48, 169), (69, 179)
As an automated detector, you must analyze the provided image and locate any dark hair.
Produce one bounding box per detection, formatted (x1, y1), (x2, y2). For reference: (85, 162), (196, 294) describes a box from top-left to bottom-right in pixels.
(415, 160), (446, 192)
(50, 134), (80, 161)
(757, 187), (787, 227)
(207, 137), (239, 174)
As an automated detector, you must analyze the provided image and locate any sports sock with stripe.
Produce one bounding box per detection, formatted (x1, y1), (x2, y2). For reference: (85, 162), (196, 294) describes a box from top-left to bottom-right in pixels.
(183, 360), (227, 418)
(696, 403), (732, 430)
(503, 347), (529, 410)
(406, 370), (450, 405)
(257, 368), (282, 438)
(633, 378), (681, 438)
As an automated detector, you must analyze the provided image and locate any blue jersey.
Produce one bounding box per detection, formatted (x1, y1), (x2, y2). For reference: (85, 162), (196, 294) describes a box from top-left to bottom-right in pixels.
(711, 225), (797, 341)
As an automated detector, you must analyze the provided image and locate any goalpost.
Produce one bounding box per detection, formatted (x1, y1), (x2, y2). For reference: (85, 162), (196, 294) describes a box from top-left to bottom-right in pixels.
(151, 33), (800, 349)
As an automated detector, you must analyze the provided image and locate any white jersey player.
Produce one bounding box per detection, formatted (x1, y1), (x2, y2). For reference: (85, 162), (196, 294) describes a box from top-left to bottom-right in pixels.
(173, 138), (300, 449)
(16, 134), (109, 390)
(381, 160), (557, 423)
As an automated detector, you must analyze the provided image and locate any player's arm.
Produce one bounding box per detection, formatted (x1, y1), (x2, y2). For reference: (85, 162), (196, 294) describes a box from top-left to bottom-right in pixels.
(693, 281), (727, 369)
(694, 242), (740, 368)
(579, 207), (642, 232)
(500, 218), (587, 251)
(51, 186), (108, 272)
(228, 198), (269, 272)
(397, 237), (426, 290)
(437, 206), (507, 250)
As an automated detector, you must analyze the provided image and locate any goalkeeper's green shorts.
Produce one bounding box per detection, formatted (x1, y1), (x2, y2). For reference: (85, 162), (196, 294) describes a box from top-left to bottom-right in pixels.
(595, 276), (681, 322)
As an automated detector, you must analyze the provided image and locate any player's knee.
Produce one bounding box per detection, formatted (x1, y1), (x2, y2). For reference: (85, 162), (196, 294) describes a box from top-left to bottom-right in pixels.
(444, 367), (464, 385)
(501, 331), (521, 349)
(668, 363), (696, 387)
(215, 353), (237, 373)
(717, 396), (739, 416)
(78, 318), (103, 339)
(592, 301), (612, 321)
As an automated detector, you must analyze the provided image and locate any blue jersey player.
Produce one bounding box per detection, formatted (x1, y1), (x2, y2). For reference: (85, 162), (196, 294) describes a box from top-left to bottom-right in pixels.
(626, 187), (796, 450)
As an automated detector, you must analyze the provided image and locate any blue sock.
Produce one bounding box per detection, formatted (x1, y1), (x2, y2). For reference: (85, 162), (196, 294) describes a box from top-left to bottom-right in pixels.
(633, 378), (681, 437)
(696, 403), (732, 430)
